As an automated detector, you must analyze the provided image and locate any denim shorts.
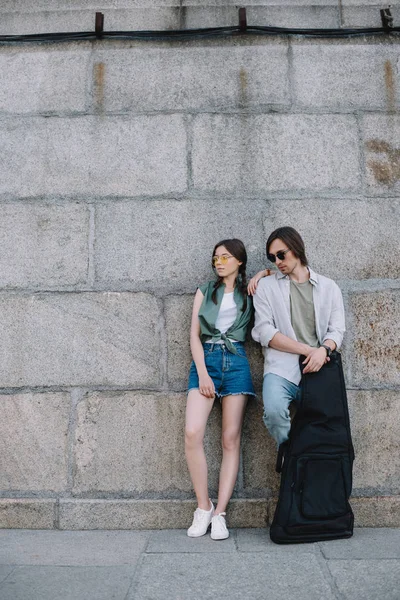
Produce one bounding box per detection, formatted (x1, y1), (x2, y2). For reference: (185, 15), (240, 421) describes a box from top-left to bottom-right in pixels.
(188, 342), (256, 399)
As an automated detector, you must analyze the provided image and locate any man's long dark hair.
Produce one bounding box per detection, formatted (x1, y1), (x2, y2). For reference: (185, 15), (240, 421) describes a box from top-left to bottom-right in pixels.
(266, 227), (308, 266)
(211, 238), (248, 311)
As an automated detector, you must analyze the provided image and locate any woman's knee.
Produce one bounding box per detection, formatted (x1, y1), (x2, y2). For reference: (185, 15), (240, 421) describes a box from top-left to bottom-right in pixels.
(185, 426), (204, 449)
(221, 428), (241, 452)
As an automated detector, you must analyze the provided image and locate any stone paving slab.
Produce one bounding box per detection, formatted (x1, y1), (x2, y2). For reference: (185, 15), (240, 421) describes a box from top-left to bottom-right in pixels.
(328, 560), (400, 600)
(146, 528), (236, 553)
(1, 528), (399, 600)
(0, 566), (14, 584)
(236, 528), (317, 554)
(129, 552), (336, 600)
(319, 527), (400, 559)
(0, 530), (149, 566)
(0, 566), (134, 600)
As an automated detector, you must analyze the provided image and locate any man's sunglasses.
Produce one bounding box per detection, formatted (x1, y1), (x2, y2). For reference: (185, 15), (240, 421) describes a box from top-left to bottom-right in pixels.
(267, 248), (290, 263)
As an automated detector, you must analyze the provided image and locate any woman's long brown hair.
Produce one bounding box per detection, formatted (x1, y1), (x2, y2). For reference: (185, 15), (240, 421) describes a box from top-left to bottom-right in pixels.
(211, 238), (248, 311)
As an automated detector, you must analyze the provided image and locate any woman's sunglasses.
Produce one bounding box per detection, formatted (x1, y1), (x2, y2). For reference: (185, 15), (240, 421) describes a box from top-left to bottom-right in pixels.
(267, 248), (290, 263)
(212, 254), (233, 266)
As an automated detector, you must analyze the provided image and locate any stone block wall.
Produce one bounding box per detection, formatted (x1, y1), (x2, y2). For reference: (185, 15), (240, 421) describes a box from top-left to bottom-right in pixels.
(0, 2), (399, 529)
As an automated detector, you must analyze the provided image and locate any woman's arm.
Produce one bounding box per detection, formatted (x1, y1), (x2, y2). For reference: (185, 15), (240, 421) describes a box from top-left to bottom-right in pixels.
(190, 289), (215, 398)
(247, 269), (273, 296)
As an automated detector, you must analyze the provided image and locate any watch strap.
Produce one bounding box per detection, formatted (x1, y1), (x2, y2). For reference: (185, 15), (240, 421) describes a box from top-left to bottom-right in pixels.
(321, 344), (331, 356)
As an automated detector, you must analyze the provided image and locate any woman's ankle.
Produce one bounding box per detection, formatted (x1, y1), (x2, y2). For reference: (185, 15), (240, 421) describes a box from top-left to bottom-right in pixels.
(197, 498), (212, 511)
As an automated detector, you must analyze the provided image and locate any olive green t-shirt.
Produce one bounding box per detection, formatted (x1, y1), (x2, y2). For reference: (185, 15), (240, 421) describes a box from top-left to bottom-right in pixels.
(290, 280), (319, 347)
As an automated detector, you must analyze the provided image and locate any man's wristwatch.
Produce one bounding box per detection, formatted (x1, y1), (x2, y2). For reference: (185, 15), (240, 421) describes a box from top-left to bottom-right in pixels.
(321, 344), (332, 357)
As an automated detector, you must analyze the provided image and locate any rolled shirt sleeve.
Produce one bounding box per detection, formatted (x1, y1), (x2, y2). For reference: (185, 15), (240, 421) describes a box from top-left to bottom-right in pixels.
(323, 282), (346, 350)
(251, 286), (279, 347)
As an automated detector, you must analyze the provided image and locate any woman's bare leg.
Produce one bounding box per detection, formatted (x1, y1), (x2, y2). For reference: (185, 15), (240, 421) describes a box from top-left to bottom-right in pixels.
(215, 394), (247, 515)
(185, 389), (215, 510)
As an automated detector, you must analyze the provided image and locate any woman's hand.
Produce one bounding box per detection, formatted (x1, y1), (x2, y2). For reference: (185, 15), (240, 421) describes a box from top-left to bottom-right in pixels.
(302, 347), (330, 374)
(198, 373), (215, 399)
(247, 269), (273, 296)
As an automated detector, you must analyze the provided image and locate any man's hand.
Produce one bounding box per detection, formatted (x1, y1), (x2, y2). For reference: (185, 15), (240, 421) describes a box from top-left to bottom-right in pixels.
(302, 347), (330, 374)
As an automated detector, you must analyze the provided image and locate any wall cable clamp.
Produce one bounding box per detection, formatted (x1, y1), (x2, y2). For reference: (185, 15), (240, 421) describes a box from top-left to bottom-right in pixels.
(380, 7), (394, 32)
(95, 12), (104, 38)
(239, 8), (247, 32)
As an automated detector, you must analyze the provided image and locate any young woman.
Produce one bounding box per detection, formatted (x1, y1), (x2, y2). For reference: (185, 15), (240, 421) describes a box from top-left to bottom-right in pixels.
(185, 239), (255, 541)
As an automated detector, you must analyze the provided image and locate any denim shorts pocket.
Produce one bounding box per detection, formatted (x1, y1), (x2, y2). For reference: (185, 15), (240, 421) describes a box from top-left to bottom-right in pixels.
(234, 345), (247, 358)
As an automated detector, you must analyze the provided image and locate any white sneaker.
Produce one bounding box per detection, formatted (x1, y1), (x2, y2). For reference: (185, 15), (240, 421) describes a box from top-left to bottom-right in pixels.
(211, 512), (229, 540)
(187, 501), (215, 537)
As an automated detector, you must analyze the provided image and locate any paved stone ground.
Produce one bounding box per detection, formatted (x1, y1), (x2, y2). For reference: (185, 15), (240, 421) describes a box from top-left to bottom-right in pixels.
(0, 528), (399, 599)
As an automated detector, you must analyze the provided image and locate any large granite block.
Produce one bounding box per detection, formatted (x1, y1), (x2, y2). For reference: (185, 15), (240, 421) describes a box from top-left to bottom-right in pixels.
(348, 390), (400, 495)
(72, 392), (222, 494)
(0, 292), (161, 387)
(342, 5), (400, 27)
(95, 199), (265, 293)
(0, 115), (187, 198)
(183, 0), (337, 5)
(0, 1), (180, 11)
(246, 6), (339, 27)
(362, 115), (400, 192)
(0, 9), (179, 34)
(93, 41), (289, 112)
(0, 500), (56, 529)
(0, 393), (70, 492)
(59, 498), (267, 530)
(341, 0), (400, 5)
(164, 295), (193, 390)
(0, 203), (89, 288)
(192, 114), (360, 193)
(242, 398), (280, 495)
(263, 198), (400, 281)
(0, 119), (47, 198)
(292, 42), (400, 111)
(0, 48), (89, 114)
(184, 6), (338, 28)
(348, 290), (400, 387)
(351, 496), (400, 527)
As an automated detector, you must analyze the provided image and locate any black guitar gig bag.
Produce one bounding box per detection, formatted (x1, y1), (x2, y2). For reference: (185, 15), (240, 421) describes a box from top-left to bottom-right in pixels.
(270, 352), (355, 544)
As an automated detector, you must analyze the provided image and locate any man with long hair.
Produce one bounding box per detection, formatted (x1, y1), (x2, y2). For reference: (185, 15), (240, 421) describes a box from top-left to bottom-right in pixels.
(251, 226), (345, 446)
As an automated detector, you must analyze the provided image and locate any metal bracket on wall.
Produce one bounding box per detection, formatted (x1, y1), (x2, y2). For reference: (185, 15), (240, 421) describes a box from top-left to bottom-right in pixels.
(95, 12), (104, 38)
(380, 8), (394, 32)
(239, 8), (247, 32)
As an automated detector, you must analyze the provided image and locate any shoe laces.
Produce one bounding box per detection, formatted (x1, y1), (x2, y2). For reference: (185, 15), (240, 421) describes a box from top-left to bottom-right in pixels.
(193, 506), (210, 524)
(213, 512), (227, 524)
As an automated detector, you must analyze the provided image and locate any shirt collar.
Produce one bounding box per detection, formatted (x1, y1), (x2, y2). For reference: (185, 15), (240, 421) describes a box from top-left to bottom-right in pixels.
(277, 266), (319, 285)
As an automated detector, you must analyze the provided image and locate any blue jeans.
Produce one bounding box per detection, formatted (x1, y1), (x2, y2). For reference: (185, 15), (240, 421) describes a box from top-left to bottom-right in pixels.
(262, 373), (301, 446)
